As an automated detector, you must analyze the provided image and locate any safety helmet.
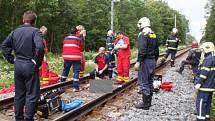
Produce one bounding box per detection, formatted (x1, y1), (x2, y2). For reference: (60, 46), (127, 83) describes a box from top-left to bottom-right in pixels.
(191, 41), (198, 47)
(107, 30), (113, 36)
(172, 28), (178, 34)
(200, 42), (215, 53)
(137, 17), (151, 29)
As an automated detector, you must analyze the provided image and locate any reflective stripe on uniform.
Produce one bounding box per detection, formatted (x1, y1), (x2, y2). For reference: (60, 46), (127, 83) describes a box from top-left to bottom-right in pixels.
(73, 78), (79, 81)
(167, 47), (177, 50)
(61, 76), (67, 79)
(107, 43), (113, 45)
(201, 67), (210, 71)
(64, 44), (80, 48)
(63, 55), (82, 59)
(201, 67), (215, 71)
(200, 74), (207, 79)
(197, 116), (206, 120)
(199, 88), (215, 92)
(117, 76), (123, 81)
(197, 98), (205, 120)
(124, 76), (129, 83)
(149, 34), (156, 38)
(42, 78), (49, 81)
(167, 40), (177, 42)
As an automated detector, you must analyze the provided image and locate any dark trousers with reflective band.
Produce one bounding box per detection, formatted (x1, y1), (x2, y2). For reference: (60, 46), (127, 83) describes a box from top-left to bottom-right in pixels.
(196, 90), (213, 120)
(164, 49), (177, 61)
(14, 60), (40, 121)
(138, 59), (156, 96)
(61, 60), (81, 89)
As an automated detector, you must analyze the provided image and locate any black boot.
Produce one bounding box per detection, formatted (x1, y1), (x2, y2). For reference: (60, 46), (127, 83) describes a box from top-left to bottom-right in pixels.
(171, 61), (175, 67)
(137, 90), (143, 94)
(160, 59), (165, 65)
(135, 94), (150, 110)
(60, 77), (66, 82)
(148, 93), (153, 107)
(176, 67), (183, 74)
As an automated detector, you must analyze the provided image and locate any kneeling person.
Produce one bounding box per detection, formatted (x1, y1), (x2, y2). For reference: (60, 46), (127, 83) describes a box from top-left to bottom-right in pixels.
(87, 47), (109, 79)
(177, 41), (201, 76)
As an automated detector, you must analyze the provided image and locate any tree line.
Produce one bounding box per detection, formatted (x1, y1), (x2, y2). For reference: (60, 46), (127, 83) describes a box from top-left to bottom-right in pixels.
(204, 0), (215, 43)
(0, 0), (189, 53)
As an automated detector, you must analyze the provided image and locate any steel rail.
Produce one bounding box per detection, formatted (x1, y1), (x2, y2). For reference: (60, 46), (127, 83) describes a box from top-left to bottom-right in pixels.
(0, 47), (190, 110)
(54, 47), (190, 121)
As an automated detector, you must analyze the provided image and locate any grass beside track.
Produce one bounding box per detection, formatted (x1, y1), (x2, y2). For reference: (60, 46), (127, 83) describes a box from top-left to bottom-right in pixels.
(0, 45), (186, 88)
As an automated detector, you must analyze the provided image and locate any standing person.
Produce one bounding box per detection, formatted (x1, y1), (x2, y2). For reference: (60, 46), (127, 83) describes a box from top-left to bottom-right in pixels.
(134, 17), (159, 110)
(61, 27), (84, 92)
(177, 41), (202, 77)
(39, 26), (49, 82)
(86, 47), (109, 79)
(40, 26), (48, 56)
(106, 30), (115, 52)
(1, 11), (44, 121)
(106, 30), (115, 79)
(114, 32), (131, 84)
(160, 28), (180, 67)
(76, 25), (86, 78)
(195, 42), (215, 121)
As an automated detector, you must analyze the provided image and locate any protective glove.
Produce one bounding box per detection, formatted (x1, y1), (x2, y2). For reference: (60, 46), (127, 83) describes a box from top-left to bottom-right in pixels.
(43, 56), (47, 61)
(95, 76), (100, 80)
(134, 62), (140, 71)
(195, 84), (201, 90)
(114, 45), (121, 50)
(99, 70), (103, 74)
(80, 30), (86, 37)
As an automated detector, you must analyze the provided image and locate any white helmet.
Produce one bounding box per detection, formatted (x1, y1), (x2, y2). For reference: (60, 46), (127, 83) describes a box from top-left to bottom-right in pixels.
(137, 17), (151, 29)
(200, 42), (215, 53)
(107, 30), (113, 36)
(172, 28), (178, 34)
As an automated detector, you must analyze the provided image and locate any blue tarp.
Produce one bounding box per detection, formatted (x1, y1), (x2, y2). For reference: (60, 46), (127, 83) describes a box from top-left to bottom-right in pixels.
(60, 99), (85, 112)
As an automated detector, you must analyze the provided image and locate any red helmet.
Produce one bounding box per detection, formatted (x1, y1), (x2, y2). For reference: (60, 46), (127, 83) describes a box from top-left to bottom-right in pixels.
(192, 41), (198, 47)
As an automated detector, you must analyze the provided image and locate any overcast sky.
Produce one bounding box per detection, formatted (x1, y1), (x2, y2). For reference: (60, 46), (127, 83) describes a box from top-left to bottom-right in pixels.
(162, 0), (208, 41)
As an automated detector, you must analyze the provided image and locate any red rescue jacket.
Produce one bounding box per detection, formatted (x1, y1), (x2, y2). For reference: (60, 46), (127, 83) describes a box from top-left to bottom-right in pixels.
(62, 35), (84, 60)
(114, 35), (131, 57)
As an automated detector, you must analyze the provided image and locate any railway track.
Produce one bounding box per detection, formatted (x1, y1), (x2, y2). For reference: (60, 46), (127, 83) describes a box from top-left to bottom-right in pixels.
(0, 47), (190, 121)
(53, 47), (190, 121)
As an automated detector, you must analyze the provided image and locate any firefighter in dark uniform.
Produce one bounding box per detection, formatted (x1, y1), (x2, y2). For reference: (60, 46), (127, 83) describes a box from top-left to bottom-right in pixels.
(134, 17), (159, 110)
(1, 11), (44, 121)
(177, 41), (202, 77)
(106, 30), (115, 79)
(160, 28), (180, 67)
(195, 42), (215, 121)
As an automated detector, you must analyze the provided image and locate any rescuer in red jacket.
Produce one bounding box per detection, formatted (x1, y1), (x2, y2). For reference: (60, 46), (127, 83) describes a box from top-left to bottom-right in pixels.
(76, 25), (86, 78)
(86, 47), (109, 79)
(40, 26), (48, 55)
(39, 26), (49, 81)
(114, 32), (131, 84)
(61, 27), (84, 92)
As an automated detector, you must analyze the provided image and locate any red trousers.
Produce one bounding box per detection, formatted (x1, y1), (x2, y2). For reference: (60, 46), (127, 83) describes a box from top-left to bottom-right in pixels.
(117, 55), (130, 82)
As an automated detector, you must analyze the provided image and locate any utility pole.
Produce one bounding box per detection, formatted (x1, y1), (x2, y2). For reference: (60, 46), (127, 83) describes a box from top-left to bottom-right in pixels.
(111, 0), (114, 31)
(174, 14), (177, 28)
(111, 0), (120, 31)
